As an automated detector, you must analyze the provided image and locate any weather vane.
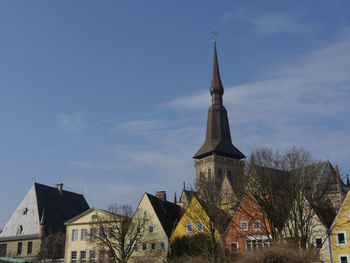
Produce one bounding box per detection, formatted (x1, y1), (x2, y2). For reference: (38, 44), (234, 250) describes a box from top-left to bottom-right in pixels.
(211, 30), (218, 43)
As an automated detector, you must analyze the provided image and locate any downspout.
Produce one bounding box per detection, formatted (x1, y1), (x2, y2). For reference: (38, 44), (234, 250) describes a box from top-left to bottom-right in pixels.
(328, 231), (334, 263)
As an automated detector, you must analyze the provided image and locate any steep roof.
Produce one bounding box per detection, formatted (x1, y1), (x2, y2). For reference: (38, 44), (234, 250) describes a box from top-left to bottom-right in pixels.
(35, 183), (89, 234)
(193, 43), (245, 160)
(146, 193), (183, 238)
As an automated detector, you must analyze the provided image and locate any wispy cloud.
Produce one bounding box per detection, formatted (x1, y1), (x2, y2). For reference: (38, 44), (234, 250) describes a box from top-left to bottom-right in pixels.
(168, 35), (350, 167)
(223, 7), (317, 35)
(58, 113), (86, 131)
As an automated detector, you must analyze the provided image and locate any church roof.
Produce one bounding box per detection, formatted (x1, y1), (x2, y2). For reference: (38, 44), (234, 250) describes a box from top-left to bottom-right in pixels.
(193, 43), (245, 160)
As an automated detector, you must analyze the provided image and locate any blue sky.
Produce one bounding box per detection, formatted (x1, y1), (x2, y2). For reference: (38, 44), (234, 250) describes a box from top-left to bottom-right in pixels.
(1, 1), (350, 228)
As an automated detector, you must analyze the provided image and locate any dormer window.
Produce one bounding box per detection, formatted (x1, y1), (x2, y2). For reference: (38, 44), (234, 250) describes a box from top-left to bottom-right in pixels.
(22, 208), (28, 215)
(16, 225), (23, 235)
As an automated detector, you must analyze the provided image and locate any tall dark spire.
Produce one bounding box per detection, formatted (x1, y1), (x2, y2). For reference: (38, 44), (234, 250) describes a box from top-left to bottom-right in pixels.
(193, 42), (245, 160)
(210, 42), (224, 106)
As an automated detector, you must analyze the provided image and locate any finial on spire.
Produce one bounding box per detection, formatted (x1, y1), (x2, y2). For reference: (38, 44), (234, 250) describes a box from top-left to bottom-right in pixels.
(211, 30), (218, 43)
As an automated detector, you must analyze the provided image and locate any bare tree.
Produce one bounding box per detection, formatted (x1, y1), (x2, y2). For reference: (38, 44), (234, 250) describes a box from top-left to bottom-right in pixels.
(247, 147), (336, 249)
(89, 204), (149, 263)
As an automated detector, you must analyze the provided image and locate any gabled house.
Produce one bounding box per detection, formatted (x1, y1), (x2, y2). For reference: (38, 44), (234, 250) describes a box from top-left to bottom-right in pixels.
(224, 192), (277, 256)
(0, 183), (89, 260)
(330, 191), (350, 263)
(170, 196), (231, 245)
(130, 191), (182, 263)
(281, 194), (334, 263)
(64, 208), (123, 263)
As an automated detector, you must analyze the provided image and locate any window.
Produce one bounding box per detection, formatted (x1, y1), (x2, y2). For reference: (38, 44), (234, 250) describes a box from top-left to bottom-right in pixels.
(160, 242), (165, 250)
(91, 228), (97, 240)
(17, 242), (22, 255)
(0, 244), (7, 257)
(89, 250), (96, 261)
(246, 236), (269, 251)
(149, 225), (154, 233)
(91, 214), (98, 220)
(186, 223), (193, 233)
(100, 227), (106, 238)
(240, 221), (248, 231)
(208, 169), (212, 180)
(71, 251), (77, 263)
(339, 255), (349, 263)
(142, 243), (147, 251)
(315, 238), (323, 249)
(133, 244), (138, 251)
(136, 226), (141, 234)
(27, 241), (33, 254)
(81, 229), (87, 240)
(16, 225), (23, 235)
(230, 242), (238, 253)
(151, 243), (156, 251)
(196, 223), (204, 233)
(81, 251), (87, 263)
(253, 220), (260, 230)
(143, 211), (147, 217)
(337, 232), (347, 245)
(98, 250), (105, 263)
(72, 229), (78, 241)
(109, 227), (116, 239)
(23, 208), (28, 215)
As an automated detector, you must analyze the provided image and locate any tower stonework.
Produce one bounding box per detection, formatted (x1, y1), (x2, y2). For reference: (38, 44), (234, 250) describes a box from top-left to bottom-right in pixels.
(193, 42), (245, 192)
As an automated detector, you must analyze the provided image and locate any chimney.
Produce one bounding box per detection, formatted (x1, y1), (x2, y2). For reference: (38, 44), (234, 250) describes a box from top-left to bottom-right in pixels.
(55, 183), (63, 195)
(156, 191), (166, 202)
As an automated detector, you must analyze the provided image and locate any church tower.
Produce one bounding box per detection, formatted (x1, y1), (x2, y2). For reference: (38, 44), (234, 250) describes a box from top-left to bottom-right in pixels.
(193, 41), (245, 189)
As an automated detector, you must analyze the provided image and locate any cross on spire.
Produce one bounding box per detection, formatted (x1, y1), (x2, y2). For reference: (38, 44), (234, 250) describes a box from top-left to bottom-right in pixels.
(211, 30), (218, 43)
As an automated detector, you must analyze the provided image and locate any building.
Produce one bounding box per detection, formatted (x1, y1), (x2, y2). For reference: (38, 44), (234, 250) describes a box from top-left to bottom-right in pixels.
(130, 192), (182, 263)
(192, 41), (245, 213)
(330, 191), (350, 263)
(281, 194), (333, 263)
(0, 183), (89, 260)
(224, 193), (277, 256)
(170, 196), (231, 245)
(64, 207), (123, 263)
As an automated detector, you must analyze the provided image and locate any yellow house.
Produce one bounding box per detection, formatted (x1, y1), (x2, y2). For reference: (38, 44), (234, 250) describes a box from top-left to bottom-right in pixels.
(64, 207), (120, 263)
(330, 191), (350, 263)
(170, 196), (229, 243)
(129, 192), (182, 263)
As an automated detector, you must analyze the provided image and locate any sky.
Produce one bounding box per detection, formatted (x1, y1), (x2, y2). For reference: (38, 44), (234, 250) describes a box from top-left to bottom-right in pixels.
(1, 1), (350, 228)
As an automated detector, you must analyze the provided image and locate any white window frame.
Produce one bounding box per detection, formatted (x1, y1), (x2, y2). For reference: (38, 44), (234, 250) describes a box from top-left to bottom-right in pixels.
(196, 222), (204, 233)
(230, 242), (238, 253)
(338, 254), (349, 263)
(186, 223), (193, 234)
(240, 221), (248, 231)
(71, 251), (77, 260)
(80, 251), (86, 260)
(315, 237), (323, 249)
(253, 220), (260, 230)
(72, 229), (78, 241)
(81, 229), (87, 241)
(336, 231), (348, 246)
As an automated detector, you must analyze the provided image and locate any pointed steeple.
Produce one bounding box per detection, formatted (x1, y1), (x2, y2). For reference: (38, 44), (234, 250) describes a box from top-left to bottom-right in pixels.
(193, 42), (245, 160)
(210, 42), (224, 106)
